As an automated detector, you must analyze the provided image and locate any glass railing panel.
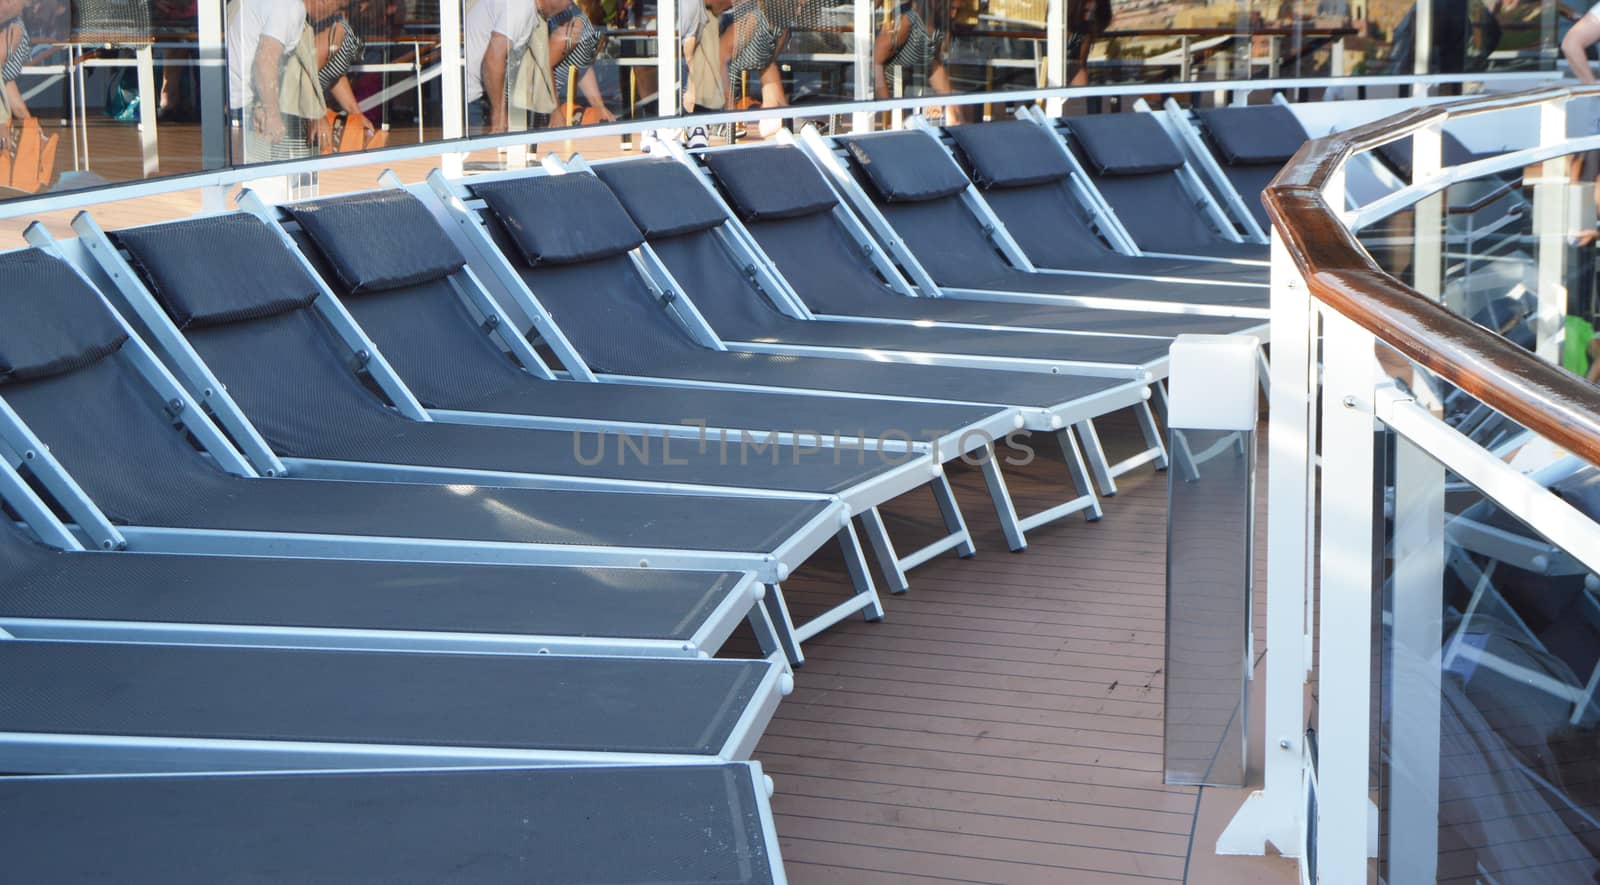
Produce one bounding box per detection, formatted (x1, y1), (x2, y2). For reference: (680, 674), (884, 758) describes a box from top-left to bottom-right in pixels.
(1379, 428), (1600, 884)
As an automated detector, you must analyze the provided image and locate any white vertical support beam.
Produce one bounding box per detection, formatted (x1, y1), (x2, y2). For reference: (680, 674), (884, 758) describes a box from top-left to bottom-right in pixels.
(1316, 309), (1380, 885)
(1411, 121), (1444, 306)
(1216, 224), (1316, 859)
(1534, 99), (1569, 363)
(1045, 0), (1065, 117)
(440, 0), (466, 177)
(657, 0), (679, 117)
(198, 0), (226, 171)
(1411, 0), (1432, 98)
(852, 0), (874, 134)
(135, 44), (160, 176)
(1387, 432), (1444, 885)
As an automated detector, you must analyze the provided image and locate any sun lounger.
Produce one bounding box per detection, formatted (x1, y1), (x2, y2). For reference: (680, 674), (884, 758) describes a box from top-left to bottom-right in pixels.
(423, 166), (1155, 538)
(0, 637), (787, 772)
(235, 189), (1018, 602)
(0, 457), (775, 658)
(68, 209), (919, 660)
(797, 127), (1269, 324)
(1185, 103), (1311, 236)
(663, 141), (1261, 342)
(1050, 111), (1272, 263)
(1, 763), (787, 883)
(0, 244), (843, 590)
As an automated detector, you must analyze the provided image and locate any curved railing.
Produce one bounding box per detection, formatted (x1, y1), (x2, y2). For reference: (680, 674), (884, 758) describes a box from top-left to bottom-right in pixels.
(1241, 86), (1600, 883)
(1266, 86), (1600, 463)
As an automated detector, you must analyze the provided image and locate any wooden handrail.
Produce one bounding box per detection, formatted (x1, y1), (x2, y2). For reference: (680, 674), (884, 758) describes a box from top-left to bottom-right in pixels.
(1264, 85), (1600, 464)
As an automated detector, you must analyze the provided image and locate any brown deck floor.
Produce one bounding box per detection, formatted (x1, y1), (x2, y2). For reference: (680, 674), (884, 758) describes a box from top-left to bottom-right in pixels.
(760, 412), (1293, 884)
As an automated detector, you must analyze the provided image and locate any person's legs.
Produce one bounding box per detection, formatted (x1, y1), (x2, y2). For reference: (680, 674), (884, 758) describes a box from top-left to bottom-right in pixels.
(1588, 337), (1600, 383)
(757, 61), (784, 137)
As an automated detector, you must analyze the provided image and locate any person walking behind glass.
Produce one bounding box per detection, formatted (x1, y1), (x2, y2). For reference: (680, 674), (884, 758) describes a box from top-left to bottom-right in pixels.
(465, 0), (537, 133)
(228, 0), (330, 162)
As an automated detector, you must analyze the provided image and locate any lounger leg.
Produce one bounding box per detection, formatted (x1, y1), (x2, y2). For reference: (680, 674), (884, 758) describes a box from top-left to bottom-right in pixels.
(1072, 421), (1119, 498)
(979, 444), (1028, 552)
(857, 507), (911, 594)
(745, 591), (790, 670)
(930, 473), (977, 558)
(1170, 427), (1201, 484)
(761, 583), (806, 668)
(1135, 401), (1171, 472)
(1058, 428), (1105, 521)
(1257, 348), (1271, 400)
(1151, 381), (1171, 426)
(837, 523), (886, 622)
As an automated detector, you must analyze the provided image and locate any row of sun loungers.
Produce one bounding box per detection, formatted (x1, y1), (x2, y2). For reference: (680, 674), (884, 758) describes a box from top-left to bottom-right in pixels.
(0, 106), (1310, 881)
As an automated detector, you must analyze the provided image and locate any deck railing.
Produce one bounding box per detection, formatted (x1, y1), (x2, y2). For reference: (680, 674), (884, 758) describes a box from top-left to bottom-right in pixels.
(1222, 85), (1600, 882)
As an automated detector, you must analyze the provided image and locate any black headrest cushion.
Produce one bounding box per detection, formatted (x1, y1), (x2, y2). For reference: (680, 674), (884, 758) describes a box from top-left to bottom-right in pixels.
(1554, 467), (1600, 523)
(0, 249), (129, 384)
(1195, 105), (1307, 166)
(286, 190), (466, 295)
(945, 120), (1071, 190)
(594, 158), (727, 238)
(1068, 113), (1185, 176)
(472, 174), (645, 266)
(701, 146), (839, 221)
(113, 214), (322, 329)
(842, 131), (971, 202)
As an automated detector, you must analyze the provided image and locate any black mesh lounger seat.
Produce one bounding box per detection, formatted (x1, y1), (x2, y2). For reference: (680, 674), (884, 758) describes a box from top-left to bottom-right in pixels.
(1059, 112), (1272, 262)
(0, 516), (763, 657)
(1, 763), (783, 884)
(693, 141), (1267, 327)
(276, 189), (1015, 455)
(932, 120), (1267, 285)
(1192, 104), (1311, 233)
(102, 213), (922, 505)
(469, 173), (1174, 375)
(0, 638), (784, 771)
(445, 170), (1166, 523)
(464, 171), (1178, 378)
(443, 174), (1146, 424)
(0, 248), (836, 580)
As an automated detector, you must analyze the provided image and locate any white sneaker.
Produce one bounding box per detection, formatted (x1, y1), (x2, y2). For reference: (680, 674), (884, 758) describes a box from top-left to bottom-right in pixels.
(686, 126), (710, 149)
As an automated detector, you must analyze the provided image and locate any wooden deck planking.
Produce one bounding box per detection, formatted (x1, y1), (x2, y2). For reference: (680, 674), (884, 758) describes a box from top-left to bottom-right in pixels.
(762, 410), (1288, 884)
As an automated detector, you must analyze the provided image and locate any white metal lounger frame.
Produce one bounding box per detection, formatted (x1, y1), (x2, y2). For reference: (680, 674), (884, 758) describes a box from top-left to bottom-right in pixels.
(1150, 97), (1272, 244)
(788, 126), (1177, 498)
(413, 169), (921, 664)
(418, 158), (982, 597)
(65, 211), (896, 667)
(0, 453), (780, 660)
(0, 233), (844, 587)
(897, 116), (1273, 308)
(0, 646), (792, 773)
(657, 141), (1175, 532)
(8, 762), (789, 885)
(1017, 106), (1270, 268)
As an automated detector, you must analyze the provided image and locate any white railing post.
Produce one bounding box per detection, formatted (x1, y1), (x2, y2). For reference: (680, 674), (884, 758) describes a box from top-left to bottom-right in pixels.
(853, 0), (875, 134)
(440, 0), (466, 177)
(1534, 98), (1570, 363)
(1315, 308), (1382, 884)
(1410, 121), (1444, 306)
(1385, 432), (1445, 885)
(657, 0), (679, 117)
(1045, 0), (1066, 117)
(1217, 216), (1317, 860)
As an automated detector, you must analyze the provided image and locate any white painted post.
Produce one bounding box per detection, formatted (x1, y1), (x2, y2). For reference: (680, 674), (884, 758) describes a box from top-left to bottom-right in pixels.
(1386, 432), (1445, 884)
(440, 0), (466, 177)
(1045, 0), (1065, 117)
(657, 0), (679, 117)
(1534, 99), (1569, 363)
(1315, 308), (1381, 885)
(1410, 121), (1444, 306)
(1216, 206), (1317, 860)
(853, 0), (874, 134)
